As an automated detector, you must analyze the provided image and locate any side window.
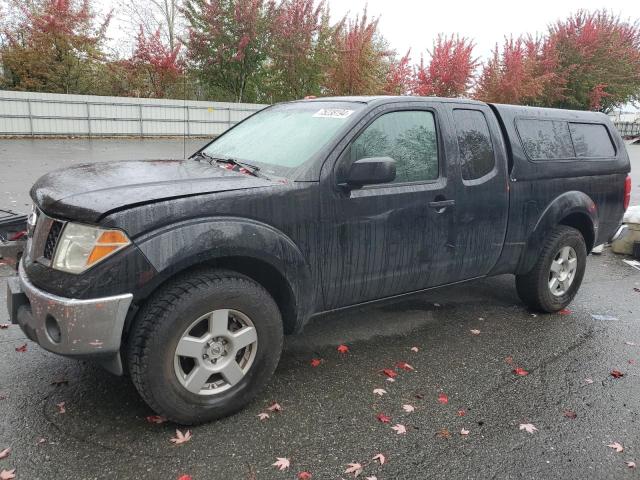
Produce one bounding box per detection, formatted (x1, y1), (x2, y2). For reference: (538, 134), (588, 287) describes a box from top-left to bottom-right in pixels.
(453, 109), (495, 180)
(569, 123), (616, 158)
(516, 119), (575, 160)
(343, 110), (438, 184)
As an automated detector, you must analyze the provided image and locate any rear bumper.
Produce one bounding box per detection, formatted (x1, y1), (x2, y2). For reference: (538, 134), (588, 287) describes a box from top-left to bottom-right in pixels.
(6, 262), (133, 374)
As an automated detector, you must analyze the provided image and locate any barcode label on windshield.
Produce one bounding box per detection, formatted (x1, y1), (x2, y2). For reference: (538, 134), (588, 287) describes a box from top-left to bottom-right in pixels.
(313, 108), (354, 119)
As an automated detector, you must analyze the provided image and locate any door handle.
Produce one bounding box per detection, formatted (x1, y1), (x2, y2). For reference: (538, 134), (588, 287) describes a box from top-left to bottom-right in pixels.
(428, 199), (455, 212)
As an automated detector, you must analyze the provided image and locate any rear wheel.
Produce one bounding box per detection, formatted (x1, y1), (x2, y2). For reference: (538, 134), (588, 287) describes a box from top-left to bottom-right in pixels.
(127, 268), (283, 425)
(515, 226), (587, 312)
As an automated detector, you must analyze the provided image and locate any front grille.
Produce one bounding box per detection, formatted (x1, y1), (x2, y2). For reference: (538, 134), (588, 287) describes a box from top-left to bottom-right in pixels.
(43, 220), (64, 260)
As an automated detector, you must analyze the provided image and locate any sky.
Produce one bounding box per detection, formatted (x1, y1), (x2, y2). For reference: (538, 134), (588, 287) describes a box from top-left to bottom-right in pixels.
(326, 0), (640, 61)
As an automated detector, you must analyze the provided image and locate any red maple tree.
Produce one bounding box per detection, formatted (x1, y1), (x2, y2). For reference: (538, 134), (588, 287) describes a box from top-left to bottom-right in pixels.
(414, 35), (477, 97)
(383, 50), (413, 95)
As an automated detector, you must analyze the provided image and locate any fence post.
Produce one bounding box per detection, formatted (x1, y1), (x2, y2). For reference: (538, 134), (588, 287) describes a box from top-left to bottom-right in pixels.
(86, 101), (91, 138)
(186, 104), (190, 137)
(139, 104), (144, 137)
(27, 99), (34, 136)
(227, 107), (232, 130)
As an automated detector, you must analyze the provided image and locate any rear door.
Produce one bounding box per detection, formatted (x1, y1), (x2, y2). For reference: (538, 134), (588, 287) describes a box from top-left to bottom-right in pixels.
(447, 105), (509, 279)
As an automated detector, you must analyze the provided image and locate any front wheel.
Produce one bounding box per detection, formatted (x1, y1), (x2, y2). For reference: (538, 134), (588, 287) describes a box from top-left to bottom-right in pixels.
(515, 226), (587, 312)
(127, 268), (283, 425)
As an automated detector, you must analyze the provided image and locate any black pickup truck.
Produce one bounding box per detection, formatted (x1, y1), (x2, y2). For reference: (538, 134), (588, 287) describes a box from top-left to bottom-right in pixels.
(6, 96), (630, 424)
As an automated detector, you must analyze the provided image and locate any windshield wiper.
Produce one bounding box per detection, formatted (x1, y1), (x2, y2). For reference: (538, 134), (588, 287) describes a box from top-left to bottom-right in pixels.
(193, 151), (264, 178)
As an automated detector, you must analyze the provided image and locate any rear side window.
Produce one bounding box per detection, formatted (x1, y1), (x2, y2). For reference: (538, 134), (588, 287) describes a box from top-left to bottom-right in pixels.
(516, 119), (575, 160)
(569, 123), (616, 158)
(453, 109), (495, 180)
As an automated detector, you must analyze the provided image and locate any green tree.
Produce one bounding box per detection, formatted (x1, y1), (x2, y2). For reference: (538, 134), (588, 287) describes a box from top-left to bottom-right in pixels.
(0, 0), (111, 94)
(184, 0), (275, 102)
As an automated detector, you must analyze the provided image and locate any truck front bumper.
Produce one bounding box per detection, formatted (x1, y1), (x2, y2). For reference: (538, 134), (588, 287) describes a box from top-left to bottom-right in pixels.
(6, 262), (133, 375)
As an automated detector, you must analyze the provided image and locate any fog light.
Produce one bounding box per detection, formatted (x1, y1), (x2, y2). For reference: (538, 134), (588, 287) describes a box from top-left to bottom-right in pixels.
(45, 315), (62, 344)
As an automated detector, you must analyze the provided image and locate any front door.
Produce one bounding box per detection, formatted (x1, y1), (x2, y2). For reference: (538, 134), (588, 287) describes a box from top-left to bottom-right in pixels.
(319, 103), (459, 310)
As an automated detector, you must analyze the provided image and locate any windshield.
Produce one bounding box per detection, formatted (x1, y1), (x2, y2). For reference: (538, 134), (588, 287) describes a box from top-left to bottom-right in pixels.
(201, 102), (363, 178)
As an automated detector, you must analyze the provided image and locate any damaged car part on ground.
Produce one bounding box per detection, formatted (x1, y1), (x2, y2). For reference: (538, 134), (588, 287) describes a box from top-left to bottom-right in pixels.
(5, 96), (630, 425)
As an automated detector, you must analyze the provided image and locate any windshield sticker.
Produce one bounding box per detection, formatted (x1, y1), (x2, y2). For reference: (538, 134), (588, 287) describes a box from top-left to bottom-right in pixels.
(312, 108), (354, 119)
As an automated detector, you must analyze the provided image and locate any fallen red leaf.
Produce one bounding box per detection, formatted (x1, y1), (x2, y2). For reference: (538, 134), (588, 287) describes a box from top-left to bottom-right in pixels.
(310, 358), (322, 368)
(437, 392), (449, 405)
(563, 410), (577, 419)
(372, 453), (386, 465)
(376, 413), (391, 423)
(395, 361), (415, 371)
(607, 442), (624, 453)
(344, 463), (363, 476)
(391, 424), (407, 435)
(337, 344), (349, 354)
(513, 367), (529, 376)
(0, 324), (10, 329)
(177, 475), (192, 480)
(146, 415), (167, 424)
(267, 402), (282, 412)
(610, 370), (624, 378)
(170, 430), (192, 445)
(435, 428), (451, 439)
(15, 344), (27, 353)
(257, 412), (270, 420)
(0, 449), (9, 460)
(298, 472), (312, 480)
(381, 368), (397, 379)
(559, 308), (572, 315)
(56, 402), (66, 414)
(0, 469), (16, 480)
(273, 458), (290, 471)
(457, 409), (466, 417)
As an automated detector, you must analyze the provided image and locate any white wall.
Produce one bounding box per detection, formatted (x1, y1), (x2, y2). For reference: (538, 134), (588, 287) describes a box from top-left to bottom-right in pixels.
(0, 90), (266, 137)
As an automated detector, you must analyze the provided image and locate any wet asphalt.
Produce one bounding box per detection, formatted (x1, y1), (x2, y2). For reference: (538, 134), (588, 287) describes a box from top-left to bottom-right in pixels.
(0, 139), (639, 480)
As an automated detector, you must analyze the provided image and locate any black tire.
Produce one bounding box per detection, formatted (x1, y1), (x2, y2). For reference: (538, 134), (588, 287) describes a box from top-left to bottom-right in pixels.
(515, 226), (587, 312)
(127, 268), (283, 425)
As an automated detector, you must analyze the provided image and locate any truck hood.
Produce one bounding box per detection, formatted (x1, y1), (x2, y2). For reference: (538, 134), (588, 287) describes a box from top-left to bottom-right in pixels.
(31, 159), (278, 223)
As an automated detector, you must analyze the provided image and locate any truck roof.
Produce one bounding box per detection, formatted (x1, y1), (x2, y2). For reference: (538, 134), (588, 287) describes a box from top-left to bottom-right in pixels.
(300, 95), (487, 107)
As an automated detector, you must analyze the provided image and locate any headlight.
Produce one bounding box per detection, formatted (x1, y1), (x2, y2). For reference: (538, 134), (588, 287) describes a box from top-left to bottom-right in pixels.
(52, 223), (131, 274)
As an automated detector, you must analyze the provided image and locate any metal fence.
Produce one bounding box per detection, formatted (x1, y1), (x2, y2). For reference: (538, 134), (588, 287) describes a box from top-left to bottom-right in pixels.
(0, 90), (266, 137)
(614, 121), (640, 138)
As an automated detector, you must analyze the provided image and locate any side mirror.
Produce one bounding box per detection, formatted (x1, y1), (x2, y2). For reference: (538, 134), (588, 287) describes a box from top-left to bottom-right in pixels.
(344, 157), (396, 189)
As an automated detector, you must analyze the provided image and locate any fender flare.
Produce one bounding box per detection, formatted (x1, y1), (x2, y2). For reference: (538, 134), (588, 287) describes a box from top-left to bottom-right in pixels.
(134, 216), (315, 332)
(517, 191), (597, 274)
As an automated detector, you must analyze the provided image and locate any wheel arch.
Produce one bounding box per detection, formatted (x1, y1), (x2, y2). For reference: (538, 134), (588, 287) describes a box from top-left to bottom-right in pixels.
(517, 191), (597, 274)
(129, 217), (316, 335)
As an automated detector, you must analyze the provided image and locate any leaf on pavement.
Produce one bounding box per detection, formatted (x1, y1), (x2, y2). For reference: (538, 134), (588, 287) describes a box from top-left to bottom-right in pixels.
(365, 476), (378, 480)
(0, 449), (9, 460)
(395, 361), (415, 371)
(146, 415), (167, 424)
(584, 378), (594, 384)
(56, 402), (66, 414)
(373, 388), (387, 396)
(381, 368), (397, 379)
(257, 413), (270, 421)
(460, 428), (470, 436)
(170, 430), (192, 445)
(470, 329), (481, 335)
(272, 458), (290, 471)
(337, 344), (349, 354)
(519, 423), (538, 434)
(610, 370), (624, 378)
(297, 471), (312, 479)
(310, 358), (322, 368)
(513, 367), (529, 376)
(402, 404), (415, 413)
(607, 442), (624, 453)
(410, 346), (419, 352)
(15, 344), (27, 353)
(36, 438), (46, 445)
(559, 308), (572, 315)
(563, 410), (577, 419)
(457, 409), (466, 416)
(437, 392), (448, 404)
(0, 469), (16, 480)
(372, 453), (385, 465)
(177, 475), (192, 480)
(391, 424), (407, 435)
(376, 413), (391, 423)
(626, 461), (636, 469)
(625, 341), (637, 346)
(344, 462), (363, 477)
(435, 428), (451, 439)
(0, 324), (10, 329)
(267, 402), (282, 412)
